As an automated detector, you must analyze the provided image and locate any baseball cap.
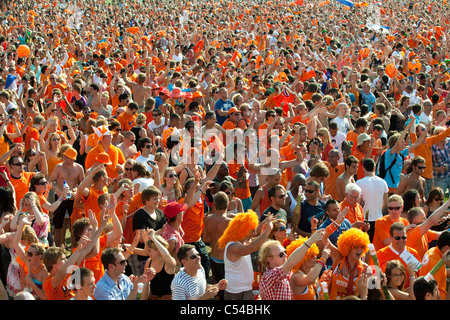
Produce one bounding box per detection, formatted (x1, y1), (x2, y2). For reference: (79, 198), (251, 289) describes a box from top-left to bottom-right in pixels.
(357, 133), (371, 146)
(95, 152), (112, 165)
(164, 202), (187, 219)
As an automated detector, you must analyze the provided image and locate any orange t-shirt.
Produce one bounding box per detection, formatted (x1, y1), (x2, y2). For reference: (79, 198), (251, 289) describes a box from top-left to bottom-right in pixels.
(410, 127), (450, 180)
(323, 162), (345, 200)
(346, 130), (359, 154)
(419, 247), (447, 300)
(10, 172), (35, 209)
(228, 161), (252, 200)
(375, 245), (420, 288)
(179, 196), (204, 243)
(406, 226), (438, 260)
(117, 111), (137, 132)
(44, 83), (66, 100)
(85, 144), (126, 179)
(352, 148), (367, 181)
(76, 234), (107, 283)
(372, 216), (409, 251)
(24, 126), (40, 151)
(82, 186), (108, 223)
(122, 193), (143, 244)
(43, 274), (74, 300)
(339, 199), (364, 225)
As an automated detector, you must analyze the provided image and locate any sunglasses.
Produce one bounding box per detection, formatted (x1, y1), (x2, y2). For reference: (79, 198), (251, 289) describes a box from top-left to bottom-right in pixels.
(273, 250), (286, 258)
(388, 206), (402, 211)
(167, 174), (176, 178)
(26, 251), (38, 257)
(304, 189), (316, 194)
(38, 180), (48, 185)
(145, 145), (152, 149)
(277, 225), (287, 232)
(115, 259), (127, 266)
(188, 253), (200, 260)
(125, 167), (133, 171)
(277, 193), (287, 199)
(416, 166), (426, 170)
(52, 138), (60, 141)
(393, 236), (407, 241)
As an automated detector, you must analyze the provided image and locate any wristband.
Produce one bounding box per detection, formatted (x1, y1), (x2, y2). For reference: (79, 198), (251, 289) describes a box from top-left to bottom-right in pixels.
(326, 223), (337, 234)
(317, 258), (326, 268)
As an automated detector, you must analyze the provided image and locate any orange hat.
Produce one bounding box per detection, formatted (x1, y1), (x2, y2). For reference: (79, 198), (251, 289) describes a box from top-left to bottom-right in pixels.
(95, 153), (112, 165)
(228, 107), (239, 115)
(190, 91), (205, 99)
(63, 147), (77, 160)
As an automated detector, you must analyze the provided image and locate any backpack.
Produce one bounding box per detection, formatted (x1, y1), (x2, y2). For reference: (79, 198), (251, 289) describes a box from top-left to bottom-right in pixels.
(377, 150), (404, 182)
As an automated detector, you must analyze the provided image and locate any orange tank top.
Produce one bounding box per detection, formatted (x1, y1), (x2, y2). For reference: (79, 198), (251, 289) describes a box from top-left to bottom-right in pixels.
(329, 257), (363, 300)
(259, 185), (272, 216)
(293, 283), (317, 300)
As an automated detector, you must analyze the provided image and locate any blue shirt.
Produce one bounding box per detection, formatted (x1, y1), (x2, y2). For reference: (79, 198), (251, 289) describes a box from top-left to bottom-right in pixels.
(214, 99), (234, 125)
(382, 148), (408, 189)
(298, 199), (326, 234)
(318, 218), (352, 246)
(360, 91), (376, 112)
(94, 272), (134, 300)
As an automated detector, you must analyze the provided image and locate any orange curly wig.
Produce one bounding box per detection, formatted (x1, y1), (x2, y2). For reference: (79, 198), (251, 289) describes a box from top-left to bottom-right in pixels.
(336, 228), (370, 257)
(218, 210), (260, 249)
(286, 236), (319, 273)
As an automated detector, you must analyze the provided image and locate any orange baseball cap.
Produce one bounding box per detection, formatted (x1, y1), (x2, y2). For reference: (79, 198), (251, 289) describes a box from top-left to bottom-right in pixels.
(95, 152), (112, 165)
(228, 107), (239, 115)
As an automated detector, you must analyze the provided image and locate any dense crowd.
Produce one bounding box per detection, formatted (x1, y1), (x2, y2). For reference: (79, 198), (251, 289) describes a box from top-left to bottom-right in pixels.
(0, 0), (449, 301)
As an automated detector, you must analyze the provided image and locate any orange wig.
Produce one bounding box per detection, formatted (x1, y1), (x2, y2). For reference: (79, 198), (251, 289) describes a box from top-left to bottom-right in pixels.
(217, 210), (259, 249)
(336, 228), (370, 257)
(286, 236), (319, 273)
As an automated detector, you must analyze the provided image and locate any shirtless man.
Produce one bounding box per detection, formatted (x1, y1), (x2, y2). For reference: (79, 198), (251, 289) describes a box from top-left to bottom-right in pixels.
(117, 131), (137, 160)
(48, 147), (85, 247)
(87, 83), (102, 113)
(335, 155), (359, 202)
(395, 156), (426, 202)
(122, 73), (152, 108)
(202, 191), (232, 298)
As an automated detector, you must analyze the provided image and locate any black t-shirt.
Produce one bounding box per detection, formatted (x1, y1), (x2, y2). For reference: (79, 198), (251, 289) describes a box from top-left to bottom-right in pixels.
(132, 208), (166, 260)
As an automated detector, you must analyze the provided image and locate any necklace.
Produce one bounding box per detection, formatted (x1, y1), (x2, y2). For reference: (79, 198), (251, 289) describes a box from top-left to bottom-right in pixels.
(31, 263), (44, 274)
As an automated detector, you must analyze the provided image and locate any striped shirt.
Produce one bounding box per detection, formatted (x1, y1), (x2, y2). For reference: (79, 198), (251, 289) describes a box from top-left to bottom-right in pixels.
(171, 267), (206, 300)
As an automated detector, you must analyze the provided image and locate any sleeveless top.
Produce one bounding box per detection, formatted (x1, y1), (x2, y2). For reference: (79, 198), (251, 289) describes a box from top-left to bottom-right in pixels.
(130, 126), (142, 147)
(259, 185), (272, 216)
(224, 241), (254, 294)
(288, 190), (297, 216)
(150, 262), (175, 297)
(329, 258), (362, 300)
(293, 283), (317, 300)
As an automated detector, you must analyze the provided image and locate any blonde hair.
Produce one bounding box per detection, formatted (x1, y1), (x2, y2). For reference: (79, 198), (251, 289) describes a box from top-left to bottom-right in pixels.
(259, 240), (281, 268)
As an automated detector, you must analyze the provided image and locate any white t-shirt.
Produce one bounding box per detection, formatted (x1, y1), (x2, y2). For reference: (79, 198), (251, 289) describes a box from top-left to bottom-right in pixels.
(330, 131), (347, 162)
(133, 177), (154, 192)
(147, 118), (166, 137)
(135, 154), (155, 173)
(356, 175), (389, 222)
(331, 117), (351, 135)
